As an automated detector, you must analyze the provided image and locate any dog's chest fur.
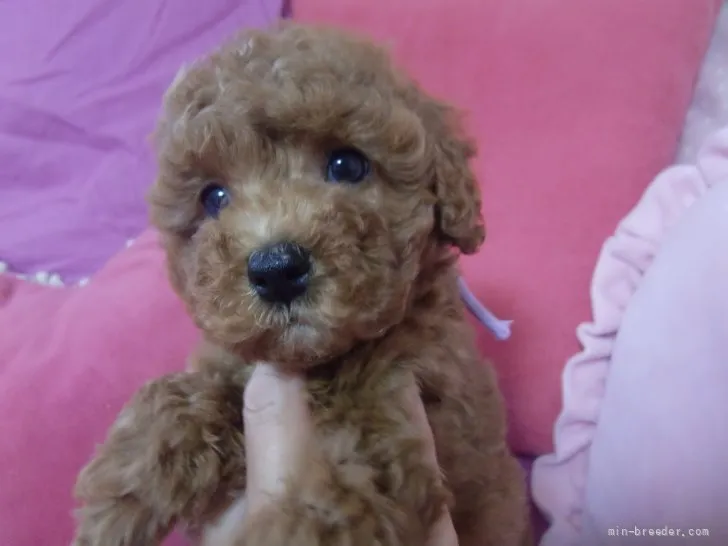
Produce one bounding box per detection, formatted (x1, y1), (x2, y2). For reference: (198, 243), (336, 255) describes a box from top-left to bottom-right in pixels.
(192, 267), (507, 535)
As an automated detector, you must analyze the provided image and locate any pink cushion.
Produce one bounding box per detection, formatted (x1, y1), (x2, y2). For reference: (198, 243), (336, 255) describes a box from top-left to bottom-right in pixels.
(293, 0), (721, 454)
(0, 231), (198, 546)
(532, 126), (728, 545)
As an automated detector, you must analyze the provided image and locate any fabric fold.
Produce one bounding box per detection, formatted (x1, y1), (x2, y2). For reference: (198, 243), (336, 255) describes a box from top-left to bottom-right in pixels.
(531, 126), (728, 546)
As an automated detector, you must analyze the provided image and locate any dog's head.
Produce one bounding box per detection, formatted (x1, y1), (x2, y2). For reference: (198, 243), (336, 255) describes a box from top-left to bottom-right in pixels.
(149, 23), (484, 368)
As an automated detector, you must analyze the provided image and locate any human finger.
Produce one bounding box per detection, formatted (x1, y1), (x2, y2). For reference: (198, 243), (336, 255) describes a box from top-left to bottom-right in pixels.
(243, 362), (313, 512)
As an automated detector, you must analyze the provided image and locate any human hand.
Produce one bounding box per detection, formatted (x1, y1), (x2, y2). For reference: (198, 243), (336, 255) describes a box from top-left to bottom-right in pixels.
(203, 362), (458, 546)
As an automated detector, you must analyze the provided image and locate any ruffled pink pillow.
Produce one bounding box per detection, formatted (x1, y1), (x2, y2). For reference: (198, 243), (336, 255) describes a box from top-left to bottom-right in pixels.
(532, 126), (728, 545)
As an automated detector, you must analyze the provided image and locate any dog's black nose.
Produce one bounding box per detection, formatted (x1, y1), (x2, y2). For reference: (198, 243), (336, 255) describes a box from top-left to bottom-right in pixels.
(247, 242), (311, 304)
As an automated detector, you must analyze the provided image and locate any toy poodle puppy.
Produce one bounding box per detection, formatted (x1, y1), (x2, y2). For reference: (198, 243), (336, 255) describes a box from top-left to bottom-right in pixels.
(71, 22), (531, 546)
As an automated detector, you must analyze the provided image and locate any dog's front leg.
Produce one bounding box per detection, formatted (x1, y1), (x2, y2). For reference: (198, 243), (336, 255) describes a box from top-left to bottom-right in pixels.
(71, 372), (246, 546)
(222, 368), (449, 546)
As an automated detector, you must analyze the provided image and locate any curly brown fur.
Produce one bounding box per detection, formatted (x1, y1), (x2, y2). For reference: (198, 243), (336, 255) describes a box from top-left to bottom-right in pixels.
(71, 22), (530, 546)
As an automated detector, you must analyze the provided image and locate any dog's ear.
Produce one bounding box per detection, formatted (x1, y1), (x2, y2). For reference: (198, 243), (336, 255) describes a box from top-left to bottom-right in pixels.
(424, 100), (485, 255)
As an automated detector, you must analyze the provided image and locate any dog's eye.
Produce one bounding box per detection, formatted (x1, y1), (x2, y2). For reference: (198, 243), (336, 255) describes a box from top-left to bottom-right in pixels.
(200, 183), (230, 218)
(326, 148), (370, 183)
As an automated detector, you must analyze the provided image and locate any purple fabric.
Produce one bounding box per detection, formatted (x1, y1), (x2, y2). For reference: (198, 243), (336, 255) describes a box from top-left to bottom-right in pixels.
(0, 0), (284, 283)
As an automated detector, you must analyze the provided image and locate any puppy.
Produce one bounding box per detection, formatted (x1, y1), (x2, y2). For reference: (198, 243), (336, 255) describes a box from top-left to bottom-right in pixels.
(71, 23), (531, 546)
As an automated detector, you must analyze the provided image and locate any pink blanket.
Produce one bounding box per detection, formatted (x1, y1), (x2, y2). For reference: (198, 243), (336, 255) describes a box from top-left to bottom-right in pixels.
(0, 0), (284, 283)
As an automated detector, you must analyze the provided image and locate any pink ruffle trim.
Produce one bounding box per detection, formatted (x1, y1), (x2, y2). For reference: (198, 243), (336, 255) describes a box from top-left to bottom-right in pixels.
(530, 126), (728, 546)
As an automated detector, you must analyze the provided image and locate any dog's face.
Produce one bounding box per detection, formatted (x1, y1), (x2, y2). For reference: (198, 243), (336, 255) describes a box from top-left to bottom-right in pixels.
(149, 24), (484, 368)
